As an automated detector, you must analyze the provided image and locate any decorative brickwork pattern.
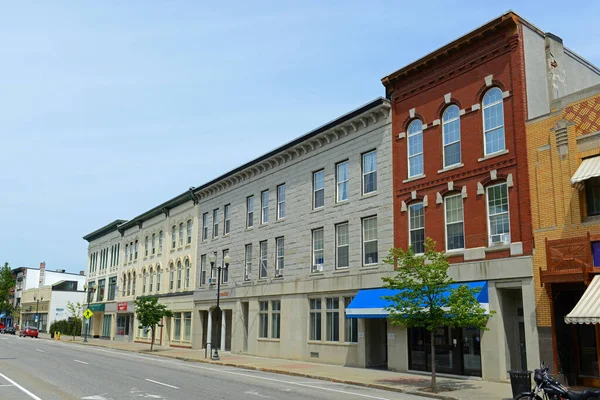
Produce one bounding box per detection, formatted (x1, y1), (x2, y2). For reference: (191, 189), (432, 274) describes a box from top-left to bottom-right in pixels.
(564, 97), (600, 136)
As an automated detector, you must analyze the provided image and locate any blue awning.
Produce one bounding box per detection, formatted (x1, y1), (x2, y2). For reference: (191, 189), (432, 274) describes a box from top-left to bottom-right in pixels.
(345, 281), (489, 319)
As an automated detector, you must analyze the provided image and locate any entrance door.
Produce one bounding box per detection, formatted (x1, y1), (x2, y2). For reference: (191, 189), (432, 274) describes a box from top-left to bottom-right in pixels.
(242, 302), (249, 352)
(116, 314), (131, 341)
(365, 319), (387, 369)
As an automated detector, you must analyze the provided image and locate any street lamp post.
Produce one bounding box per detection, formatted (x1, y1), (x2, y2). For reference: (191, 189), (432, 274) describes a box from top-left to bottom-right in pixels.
(83, 283), (96, 343)
(209, 253), (232, 360)
(33, 295), (43, 331)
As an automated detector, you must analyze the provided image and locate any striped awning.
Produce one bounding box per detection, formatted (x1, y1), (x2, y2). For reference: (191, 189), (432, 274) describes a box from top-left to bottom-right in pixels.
(565, 275), (600, 324)
(571, 157), (600, 190)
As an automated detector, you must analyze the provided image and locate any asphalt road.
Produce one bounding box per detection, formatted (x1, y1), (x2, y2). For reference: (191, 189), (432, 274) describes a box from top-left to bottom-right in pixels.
(0, 334), (422, 400)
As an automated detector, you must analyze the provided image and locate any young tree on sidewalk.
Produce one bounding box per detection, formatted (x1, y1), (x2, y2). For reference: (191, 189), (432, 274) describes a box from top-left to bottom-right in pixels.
(66, 301), (83, 340)
(382, 238), (493, 392)
(134, 296), (173, 351)
(0, 263), (16, 326)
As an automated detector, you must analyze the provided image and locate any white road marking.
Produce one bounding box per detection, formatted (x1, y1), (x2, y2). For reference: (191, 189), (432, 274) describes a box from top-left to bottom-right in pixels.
(0, 337), (8, 340)
(73, 359), (89, 365)
(0, 384), (13, 387)
(145, 379), (178, 389)
(0, 373), (42, 400)
(36, 349), (44, 353)
(81, 395), (114, 400)
(245, 390), (272, 398)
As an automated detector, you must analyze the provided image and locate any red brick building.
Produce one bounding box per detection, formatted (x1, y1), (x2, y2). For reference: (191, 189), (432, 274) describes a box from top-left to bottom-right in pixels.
(381, 12), (600, 381)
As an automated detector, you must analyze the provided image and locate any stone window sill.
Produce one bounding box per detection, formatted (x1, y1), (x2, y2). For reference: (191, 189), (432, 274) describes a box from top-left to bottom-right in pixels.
(583, 215), (600, 226)
(478, 149), (509, 162)
(403, 174), (426, 184)
(333, 269), (350, 275)
(360, 192), (378, 200)
(438, 163), (464, 174)
(485, 244), (510, 253)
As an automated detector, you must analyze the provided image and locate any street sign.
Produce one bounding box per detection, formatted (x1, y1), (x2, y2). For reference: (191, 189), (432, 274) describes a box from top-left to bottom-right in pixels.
(83, 309), (94, 319)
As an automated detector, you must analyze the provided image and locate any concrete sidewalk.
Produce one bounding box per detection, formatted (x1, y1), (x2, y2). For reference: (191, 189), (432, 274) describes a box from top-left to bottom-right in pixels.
(41, 333), (512, 400)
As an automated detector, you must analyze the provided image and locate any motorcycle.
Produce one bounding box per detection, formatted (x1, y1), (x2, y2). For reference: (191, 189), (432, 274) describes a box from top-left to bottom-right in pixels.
(515, 362), (600, 400)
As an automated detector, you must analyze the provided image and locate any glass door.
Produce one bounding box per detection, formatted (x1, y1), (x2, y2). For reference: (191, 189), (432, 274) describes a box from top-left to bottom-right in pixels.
(461, 327), (482, 377)
(102, 315), (112, 338)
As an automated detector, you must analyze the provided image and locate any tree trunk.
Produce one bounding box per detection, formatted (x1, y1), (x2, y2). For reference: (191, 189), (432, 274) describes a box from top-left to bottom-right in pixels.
(430, 330), (436, 392)
(151, 326), (155, 351)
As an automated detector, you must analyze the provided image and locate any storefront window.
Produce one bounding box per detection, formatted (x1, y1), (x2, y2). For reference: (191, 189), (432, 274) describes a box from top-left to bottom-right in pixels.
(173, 313), (182, 341)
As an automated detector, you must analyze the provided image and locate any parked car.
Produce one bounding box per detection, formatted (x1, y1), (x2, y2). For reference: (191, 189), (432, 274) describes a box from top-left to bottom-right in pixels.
(0, 326), (15, 335)
(19, 326), (38, 338)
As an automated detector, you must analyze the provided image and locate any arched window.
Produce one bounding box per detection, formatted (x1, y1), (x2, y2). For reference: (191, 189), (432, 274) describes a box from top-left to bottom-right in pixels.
(149, 268), (154, 293)
(482, 87), (505, 156)
(442, 105), (461, 168)
(407, 120), (424, 178)
(169, 263), (175, 291)
(142, 269), (147, 294)
(156, 265), (162, 293)
(132, 272), (136, 295)
(127, 273), (131, 296)
(444, 194), (465, 251)
(177, 261), (183, 290)
(185, 259), (191, 289)
(408, 201), (425, 254)
(122, 274), (126, 296)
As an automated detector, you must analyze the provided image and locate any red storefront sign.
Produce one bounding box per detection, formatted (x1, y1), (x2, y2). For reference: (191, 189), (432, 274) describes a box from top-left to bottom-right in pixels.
(117, 302), (128, 311)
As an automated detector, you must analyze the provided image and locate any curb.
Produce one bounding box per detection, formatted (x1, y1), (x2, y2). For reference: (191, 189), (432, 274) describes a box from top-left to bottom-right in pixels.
(47, 337), (462, 400)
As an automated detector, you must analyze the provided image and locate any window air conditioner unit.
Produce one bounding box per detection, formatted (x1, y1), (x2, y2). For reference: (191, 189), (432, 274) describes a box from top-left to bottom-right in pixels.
(490, 233), (510, 245)
(245, 274), (252, 281)
(313, 264), (324, 272)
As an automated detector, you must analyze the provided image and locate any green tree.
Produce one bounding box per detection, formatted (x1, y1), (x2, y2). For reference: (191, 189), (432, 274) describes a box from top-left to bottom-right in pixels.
(0, 263), (16, 324)
(134, 296), (173, 351)
(66, 301), (84, 340)
(382, 238), (493, 392)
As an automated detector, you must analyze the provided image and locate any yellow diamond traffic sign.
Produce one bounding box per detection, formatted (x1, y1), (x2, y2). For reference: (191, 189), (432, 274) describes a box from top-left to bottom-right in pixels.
(83, 309), (94, 319)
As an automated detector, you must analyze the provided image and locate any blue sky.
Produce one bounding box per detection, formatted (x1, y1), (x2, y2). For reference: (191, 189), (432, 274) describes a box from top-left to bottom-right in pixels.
(1, 1), (599, 273)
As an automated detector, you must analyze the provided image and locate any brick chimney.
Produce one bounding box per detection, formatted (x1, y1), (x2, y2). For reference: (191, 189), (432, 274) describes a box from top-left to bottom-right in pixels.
(38, 261), (46, 287)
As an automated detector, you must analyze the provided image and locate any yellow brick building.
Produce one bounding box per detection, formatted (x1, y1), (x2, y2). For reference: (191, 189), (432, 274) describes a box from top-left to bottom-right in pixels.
(527, 84), (600, 386)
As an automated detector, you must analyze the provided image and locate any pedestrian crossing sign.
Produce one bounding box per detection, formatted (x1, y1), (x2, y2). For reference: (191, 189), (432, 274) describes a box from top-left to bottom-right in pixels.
(83, 309), (94, 319)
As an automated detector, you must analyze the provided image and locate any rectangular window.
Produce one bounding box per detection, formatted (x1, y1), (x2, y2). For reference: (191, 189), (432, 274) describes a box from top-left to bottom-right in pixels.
(213, 209), (219, 238)
(344, 297), (358, 343)
(97, 279), (106, 302)
(362, 216), (378, 265)
(409, 202), (425, 254)
(259, 241), (268, 279)
(487, 183), (510, 245)
(177, 263), (182, 290)
(244, 244), (253, 281)
(199, 254), (206, 286)
(222, 249), (229, 283)
(149, 271), (154, 293)
(172, 225), (177, 249)
(586, 177), (600, 216)
(259, 301), (269, 338)
(108, 277), (117, 301)
(336, 161), (349, 202)
(169, 266), (174, 290)
(336, 223), (349, 269)
(158, 231), (163, 254)
(408, 121), (424, 177)
(275, 237), (284, 275)
(271, 300), (281, 339)
(187, 220), (192, 244)
(362, 150), (377, 195)
(184, 311), (192, 342)
(224, 204), (231, 235)
(145, 236), (149, 257)
(313, 170), (325, 209)
(277, 184), (286, 220)
(152, 233), (156, 255)
(309, 298), (322, 341)
(179, 223), (184, 247)
(261, 190), (269, 224)
(202, 213), (208, 241)
(156, 267), (161, 292)
(445, 194), (465, 251)
(173, 313), (181, 341)
(247, 196), (254, 228)
(142, 272), (147, 294)
(130, 242), (133, 261)
(134, 240), (138, 260)
(326, 298), (339, 342)
(312, 228), (324, 272)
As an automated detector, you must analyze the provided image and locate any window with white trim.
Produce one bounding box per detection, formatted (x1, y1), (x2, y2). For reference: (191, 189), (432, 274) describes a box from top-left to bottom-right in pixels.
(202, 213), (208, 241)
(259, 240), (268, 279)
(152, 233), (156, 255)
(335, 222), (349, 269)
(177, 260), (182, 290)
(487, 183), (510, 245)
(313, 170), (325, 209)
(271, 300), (281, 339)
(309, 298), (322, 341)
(178, 223), (184, 247)
(199, 255), (206, 287)
(213, 209), (219, 238)
(172, 225), (177, 249)
(362, 216), (378, 265)
(169, 263), (174, 291)
(144, 236), (149, 257)
(142, 270), (147, 294)
(312, 228), (324, 272)
(326, 297), (339, 342)
(222, 249), (229, 283)
(445, 194), (465, 251)
(336, 161), (349, 202)
(344, 297), (358, 343)
(261, 190), (269, 224)
(244, 244), (252, 281)
(156, 265), (161, 292)
(224, 204), (231, 235)
(187, 219), (192, 244)
(407, 120), (424, 177)
(442, 105), (461, 168)
(277, 184), (285, 219)
(275, 237), (284, 275)
(259, 301), (269, 338)
(149, 268), (154, 293)
(362, 150), (377, 194)
(247, 195), (254, 228)
(409, 202), (425, 254)
(482, 87), (505, 155)
(185, 258), (190, 289)
(134, 240), (139, 260)
(158, 231), (163, 254)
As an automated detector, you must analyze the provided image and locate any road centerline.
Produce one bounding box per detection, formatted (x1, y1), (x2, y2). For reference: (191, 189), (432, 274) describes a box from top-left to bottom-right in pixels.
(145, 378), (179, 389)
(73, 360), (89, 365)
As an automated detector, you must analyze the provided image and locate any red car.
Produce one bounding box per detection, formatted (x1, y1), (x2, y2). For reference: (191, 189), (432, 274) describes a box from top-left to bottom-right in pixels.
(19, 326), (38, 338)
